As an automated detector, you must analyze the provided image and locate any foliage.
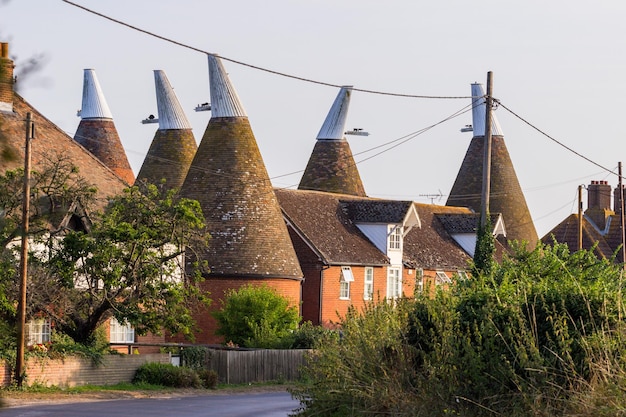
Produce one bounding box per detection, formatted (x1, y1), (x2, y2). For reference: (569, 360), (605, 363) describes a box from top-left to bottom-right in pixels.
(213, 284), (299, 348)
(196, 369), (219, 389)
(38, 182), (210, 344)
(180, 346), (211, 370)
(133, 362), (202, 388)
(290, 301), (419, 416)
(292, 243), (626, 417)
(471, 215), (495, 276)
(287, 321), (337, 349)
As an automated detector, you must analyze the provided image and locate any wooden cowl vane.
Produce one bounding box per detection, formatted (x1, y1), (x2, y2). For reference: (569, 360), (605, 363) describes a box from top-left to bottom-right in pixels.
(136, 70), (197, 189)
(74, 69), (134, 185)
(180, 54), (302, 279)
(447, 83), (538, 248)
(299, 86), (366, 197)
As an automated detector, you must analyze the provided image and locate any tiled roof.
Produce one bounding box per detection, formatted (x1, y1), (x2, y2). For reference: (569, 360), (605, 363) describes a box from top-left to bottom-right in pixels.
(542, 214), (622, 261)
(436, 213), (502, 234)
(403, 204), (473, 270)
(298, 87), (365, 197)
(446, 135), (538, 248)
(275, 189), (390, 265)
(343, 200), (414, 224)
(0, 94), (127, 208)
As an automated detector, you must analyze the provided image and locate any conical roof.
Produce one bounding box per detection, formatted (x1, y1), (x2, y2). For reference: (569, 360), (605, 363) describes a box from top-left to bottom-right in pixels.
(74, 69), (134, 185)
(446, 83), (538, 248)
(136, 70), (197, 189)
(298, 86), (366, 197)
(180, 55), (302, 279)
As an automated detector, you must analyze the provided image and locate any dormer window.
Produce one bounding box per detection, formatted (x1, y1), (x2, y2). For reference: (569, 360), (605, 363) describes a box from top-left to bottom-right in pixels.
(388, 226), (402, 250)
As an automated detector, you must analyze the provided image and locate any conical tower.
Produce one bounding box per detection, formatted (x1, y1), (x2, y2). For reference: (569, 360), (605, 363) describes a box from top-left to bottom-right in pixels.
(74, 69), (134, 184)
(136, 70), (197, 189)
(446, 83), (538, 248)
(298, 86), (366, 196)
(180, 53), (302, 280)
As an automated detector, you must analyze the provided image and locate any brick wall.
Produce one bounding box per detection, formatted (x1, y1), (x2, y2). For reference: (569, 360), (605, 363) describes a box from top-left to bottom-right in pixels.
(0, 353), (170, 388)
(0, 43), (14, 109)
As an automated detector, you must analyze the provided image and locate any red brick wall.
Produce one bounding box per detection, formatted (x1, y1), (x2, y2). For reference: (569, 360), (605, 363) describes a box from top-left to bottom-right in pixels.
(169, 277), (302, 345)
(0, 44), (13, 106)
(0, 354), (170, 388)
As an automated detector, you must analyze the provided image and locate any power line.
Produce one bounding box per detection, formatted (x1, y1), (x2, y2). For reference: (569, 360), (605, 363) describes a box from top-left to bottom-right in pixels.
(61, 0), (470, 100)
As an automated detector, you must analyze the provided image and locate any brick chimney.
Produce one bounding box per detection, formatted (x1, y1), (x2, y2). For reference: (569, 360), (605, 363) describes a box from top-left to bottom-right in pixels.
(585, 180), (613, 230)
(0, 42), (14, 112)
(614, 185), (625, 215)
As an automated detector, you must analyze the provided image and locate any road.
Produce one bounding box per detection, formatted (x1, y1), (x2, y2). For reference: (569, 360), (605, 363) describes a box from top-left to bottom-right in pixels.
(0, 391), (300, 417)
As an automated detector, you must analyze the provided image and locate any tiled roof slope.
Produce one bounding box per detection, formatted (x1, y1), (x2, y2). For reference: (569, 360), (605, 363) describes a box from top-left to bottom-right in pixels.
(275, 189), (390, 265)
(181, 117), (303, 278)
(446, 135), (538, 248)
(403, 204), (473, 270)
(436, 213), (502, 234)
(542, 214), (621, 261)
(0, 94), (127, 207)
(343, 200), (414, 224)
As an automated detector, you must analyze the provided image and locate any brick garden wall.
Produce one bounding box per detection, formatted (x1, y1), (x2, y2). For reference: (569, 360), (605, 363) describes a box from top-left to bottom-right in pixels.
(0, 353), (170, 388)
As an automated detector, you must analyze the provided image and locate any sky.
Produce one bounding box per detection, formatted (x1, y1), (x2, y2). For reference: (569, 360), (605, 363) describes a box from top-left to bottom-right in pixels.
(2, 0), (626, 238)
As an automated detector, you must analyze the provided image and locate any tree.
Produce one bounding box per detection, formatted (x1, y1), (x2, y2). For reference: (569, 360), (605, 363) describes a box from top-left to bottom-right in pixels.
(213, 284), (299, 348)
(472, 216), (495, 276)
(41, 183), (211, 344)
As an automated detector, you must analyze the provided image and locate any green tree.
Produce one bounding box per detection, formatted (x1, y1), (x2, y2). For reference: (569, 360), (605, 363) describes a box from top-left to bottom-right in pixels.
(213, 284), (299, 348)
(37, 183), (211, 345)
(472, 215), (495, 276)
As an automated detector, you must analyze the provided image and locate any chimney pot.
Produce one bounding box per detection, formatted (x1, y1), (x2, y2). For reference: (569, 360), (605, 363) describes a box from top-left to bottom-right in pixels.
(0, 43), (8, 59)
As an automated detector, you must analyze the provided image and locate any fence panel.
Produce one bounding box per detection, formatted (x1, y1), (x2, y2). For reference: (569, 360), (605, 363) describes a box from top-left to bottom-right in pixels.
(208, 349), (310, 384)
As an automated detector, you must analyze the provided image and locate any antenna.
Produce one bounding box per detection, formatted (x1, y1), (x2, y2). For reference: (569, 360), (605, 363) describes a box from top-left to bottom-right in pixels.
(419, 190), (444, 204)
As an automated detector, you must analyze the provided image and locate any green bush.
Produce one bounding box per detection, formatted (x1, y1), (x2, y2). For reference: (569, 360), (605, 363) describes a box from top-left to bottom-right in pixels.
(133, 362), (201, 388)
(197, 369), (218, 389)
(213, 284), (299, 348)
(180, 346), (211, 370)
(288, 321), (337, 349)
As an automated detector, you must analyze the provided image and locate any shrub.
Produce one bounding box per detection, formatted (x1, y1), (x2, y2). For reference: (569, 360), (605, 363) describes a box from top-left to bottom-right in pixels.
(133, 362), (201, 388)
(197, 369), (218, 389)
(180, 346), (211, 370)
(213, 284), (299, 348)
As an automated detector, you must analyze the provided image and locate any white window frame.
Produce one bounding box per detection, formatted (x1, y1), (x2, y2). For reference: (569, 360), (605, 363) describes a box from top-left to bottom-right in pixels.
(340, 266), (353, 300)
(388, 226), (402, 250)
(416, 268), (424, 295)
(110, 318), (135, 343)
(26, 318), (51, 345)
(457, 270), (469, 281)
(436, 270), (452, 285)
(364, 267), (374, 300)
(387, 267), (402, 299)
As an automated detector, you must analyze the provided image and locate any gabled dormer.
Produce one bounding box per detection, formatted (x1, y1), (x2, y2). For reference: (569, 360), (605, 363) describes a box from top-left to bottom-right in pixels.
(343, 200), (420, 263)
(435, 212), (506, 257)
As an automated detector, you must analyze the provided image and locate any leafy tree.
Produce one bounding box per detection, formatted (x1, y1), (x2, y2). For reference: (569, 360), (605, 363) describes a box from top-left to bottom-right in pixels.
(472, 215), (495, 276)
(41, 183), (211, 344)
(213, 284), (299, 348)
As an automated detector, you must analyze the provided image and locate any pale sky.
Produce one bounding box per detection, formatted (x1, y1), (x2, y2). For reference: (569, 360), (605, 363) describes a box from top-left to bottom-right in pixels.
(3, 0), (626, 238)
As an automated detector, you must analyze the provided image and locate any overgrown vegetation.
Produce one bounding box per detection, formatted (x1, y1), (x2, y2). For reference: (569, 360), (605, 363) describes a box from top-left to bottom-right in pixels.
(214, 284), (300, 348)
(291, 243), (626, 416)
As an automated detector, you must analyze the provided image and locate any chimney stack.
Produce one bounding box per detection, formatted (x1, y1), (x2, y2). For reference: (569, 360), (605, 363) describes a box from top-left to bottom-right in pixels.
(585, 180), (613, 230)
(0, 42), (14, 112)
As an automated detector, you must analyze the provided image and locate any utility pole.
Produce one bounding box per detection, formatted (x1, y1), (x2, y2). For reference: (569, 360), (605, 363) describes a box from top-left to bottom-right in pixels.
(15, 112), (34, 387)
(617, 162), (626, 268)
(480, 71), (494, 228)
(577, 184), (583, 251)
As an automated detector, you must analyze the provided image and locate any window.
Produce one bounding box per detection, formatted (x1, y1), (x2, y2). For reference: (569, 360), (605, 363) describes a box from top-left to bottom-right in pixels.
(26, 318), (51, 345)
(457, 270), (469, 281)
(340, 266), (353, 300)
(110, 318), (135, 343)
(436, 270), (452, 285)
(364, 267), (374, 300)
(416, 268), (424, 295)
(388, 226), (402, 250)
(387, 267), (402, 299)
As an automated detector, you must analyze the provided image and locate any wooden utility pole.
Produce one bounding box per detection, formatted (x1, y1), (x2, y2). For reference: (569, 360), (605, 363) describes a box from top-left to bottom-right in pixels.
(577, 184), (583, 251)
(617, 162), (626, 269)
(480, 71), (494, 228)
(15, 112), (34, 387)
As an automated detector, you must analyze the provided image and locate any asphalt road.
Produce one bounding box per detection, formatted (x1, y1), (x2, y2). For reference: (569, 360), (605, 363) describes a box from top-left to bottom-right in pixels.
(0, 391), (300, 417)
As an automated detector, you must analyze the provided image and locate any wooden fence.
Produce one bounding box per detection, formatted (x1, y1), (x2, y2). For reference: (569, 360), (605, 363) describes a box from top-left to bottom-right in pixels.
(207, 348), (311, 384)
